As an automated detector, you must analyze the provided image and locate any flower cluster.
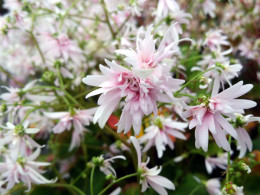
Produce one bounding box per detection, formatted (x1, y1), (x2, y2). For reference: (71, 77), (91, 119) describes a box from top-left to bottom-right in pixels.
(0, 0), (259, 194)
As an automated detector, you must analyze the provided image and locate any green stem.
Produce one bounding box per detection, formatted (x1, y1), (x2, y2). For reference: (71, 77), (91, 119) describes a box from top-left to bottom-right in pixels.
(23, 85), (84, 108)
(180, 55), (202, 64)
(38, 183), (85, 195)
(0, 66), (23, 87)
(60, 0), (81, 29)
(69, 14), (106, 23)
(100, 0), (116, 39)
(189, 184), (202, 195)
(175, 93), (197, 99)
(104, 125), (131, 148)
(225, 135), (232, 183)
(117, 14), (132, 33)
(21, 107), (40, 124)
(175, 67), (215, 95)
(55, 65), (71, 106)
(72, 166), (89, 185)
(27, 31), (46, 64)
(152, 18), (166, 33)
(98, 173), (138, 195)
(90, 165), (96, 195)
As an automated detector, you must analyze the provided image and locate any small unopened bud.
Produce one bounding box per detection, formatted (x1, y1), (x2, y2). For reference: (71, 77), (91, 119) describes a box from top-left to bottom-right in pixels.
(15, 124), (25, 136)
(229, 167), (234, 174)
(87, 162), (93, 168)
(54, 60), (62, 68)
(105, 174), (116, 180)
(1, 104), (7, 113)
(92, 157), (99, 164)
(42, 71), (55, 84)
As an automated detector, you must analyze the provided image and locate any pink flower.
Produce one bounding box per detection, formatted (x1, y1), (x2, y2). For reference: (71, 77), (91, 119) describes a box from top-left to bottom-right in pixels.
(39, 33), (83, 64)
(44, 108), (97, 151)
(130, 136), (175, 195)
(183, 81), (256, 151)
(83, 59), (184, 135)
(204, 30), (229, 52)
(139, 116), (187, 158)
(0, 148), (56, 192)
(83, 26), (187, 135)
(116, 25), (189, 72)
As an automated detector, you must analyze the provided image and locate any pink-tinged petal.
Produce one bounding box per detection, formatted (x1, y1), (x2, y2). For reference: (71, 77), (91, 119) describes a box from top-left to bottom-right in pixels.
(23, 120), (30, 129)
(237, 127), (252, 158)
(207, 113), (216, 134)
(85, 88), (105, 99)
(96, 96), (121, 129)
(147, 178), (168, 195)
(23, 80), (37, 90)
(212, 123), (230, 151)
(147, 175), (175, 190)
(27, 148), (41, 161)
(107, 155), (126, 161)
(82, 75), (108, 87)
(198, 122), (209, 152)
(43, 112), (69, 119)
(231, 99), (256, 109)
(132, 110), (143, 135)
(215, 113), (237, 139)
(211, 77), (220, 97)
(133, 68), (155, 79)
(167, 130), (186, 140)
(189, 118), (198, 129)
(105, 59), (130, 72)
(212, 81), (243, 99)
(25, 128), (40, 134)
(155, 133), (165, 158)
(116, 49), (139, 68)
(165, 121), (187, 130)
(130, 136), (141, 165)
(141, 180), (148, 192)
(195, 127), (201, 149)
(205, 159), (213, 174)
(69, 131), (81, 151)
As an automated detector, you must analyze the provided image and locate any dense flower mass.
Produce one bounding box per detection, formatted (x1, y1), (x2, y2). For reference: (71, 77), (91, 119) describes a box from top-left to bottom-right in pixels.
(0, 0), (259, 194)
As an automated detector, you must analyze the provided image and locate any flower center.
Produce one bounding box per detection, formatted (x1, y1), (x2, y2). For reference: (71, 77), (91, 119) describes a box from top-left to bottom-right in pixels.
(153, 118), (163, 130)
(58, 36), (70, 47)
(15, 124), (25, 136)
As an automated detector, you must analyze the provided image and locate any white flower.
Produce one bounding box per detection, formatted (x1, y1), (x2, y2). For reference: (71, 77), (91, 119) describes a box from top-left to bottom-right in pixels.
(0, 148), (56, 192)
(139, 116), (187, 158)
(202, 0), (216, 18)
(0, 80), (37, 104)
(130, 136), (175, 195)
(205, 178), (221, 195)
(234, 114), (260, 158)
(98, 155), (126, 177)
(205, 153), (229, 174)
(0, 121), (41, 160)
